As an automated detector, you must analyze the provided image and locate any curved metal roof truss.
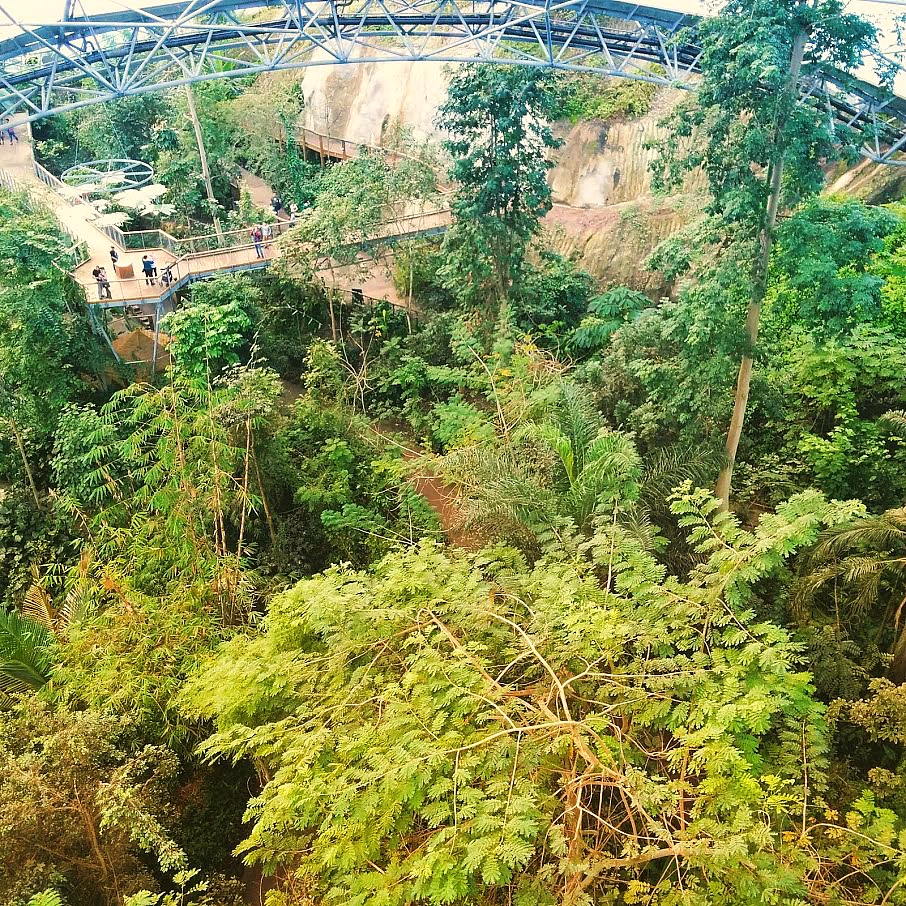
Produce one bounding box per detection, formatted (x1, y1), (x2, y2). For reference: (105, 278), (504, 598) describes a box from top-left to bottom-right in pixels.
(0, 0), (904, 165)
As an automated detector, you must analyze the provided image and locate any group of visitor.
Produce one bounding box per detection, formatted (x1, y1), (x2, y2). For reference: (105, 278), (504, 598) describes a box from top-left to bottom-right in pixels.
(270, 195), (301, 219)
(251, 222), (273, 259)
(0, 119), (19, 145)
(91, 264), (112, 299)
(91, 247), (170, 299)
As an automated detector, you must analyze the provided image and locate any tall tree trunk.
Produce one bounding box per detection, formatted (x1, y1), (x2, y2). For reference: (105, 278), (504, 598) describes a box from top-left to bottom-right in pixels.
(715, 28), (808, 511)
(12, 420), (41, 510)
(185, 85), (224, 242)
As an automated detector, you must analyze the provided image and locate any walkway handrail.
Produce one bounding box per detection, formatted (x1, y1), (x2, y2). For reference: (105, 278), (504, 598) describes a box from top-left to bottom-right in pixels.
(296, 127), (451, 192)
(75, 208), (451, 305)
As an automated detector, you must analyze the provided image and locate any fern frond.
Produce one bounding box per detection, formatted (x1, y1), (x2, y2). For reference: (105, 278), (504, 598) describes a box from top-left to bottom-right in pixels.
(880, 410), (906, 433)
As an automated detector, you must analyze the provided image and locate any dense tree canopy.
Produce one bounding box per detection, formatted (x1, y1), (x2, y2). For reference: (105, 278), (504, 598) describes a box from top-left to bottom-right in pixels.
(5, 4), (906, 904)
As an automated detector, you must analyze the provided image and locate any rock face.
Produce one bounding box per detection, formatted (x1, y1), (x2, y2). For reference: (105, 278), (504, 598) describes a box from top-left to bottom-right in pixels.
(291, 53), (703, 290)
(826, 158), (906, 204)
(297, 51), (700, 208)
(544, 198), (693, 296)
(299, 51), (447, 146)
(290, 56), (905, 293)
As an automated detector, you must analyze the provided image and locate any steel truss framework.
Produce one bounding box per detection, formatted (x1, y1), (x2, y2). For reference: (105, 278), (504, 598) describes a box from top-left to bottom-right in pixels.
(1, 0), (906, 164)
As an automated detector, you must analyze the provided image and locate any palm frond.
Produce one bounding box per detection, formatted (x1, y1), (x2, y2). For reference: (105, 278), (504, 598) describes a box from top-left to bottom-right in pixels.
(880, 410), (906, 433)
(0, 608), (55, 695)
(641, 442), (725, 513)
(550, 381), (603, 474)
(811, 508), (906, 561)
(21, 574), (56, 630)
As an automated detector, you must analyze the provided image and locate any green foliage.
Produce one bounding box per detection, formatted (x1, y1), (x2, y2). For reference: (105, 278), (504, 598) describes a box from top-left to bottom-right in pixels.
(161, 276), (260, 382)
(0, 490), (75, 608)
(55, 583), (229, 750)
(281, 152), (435, 283)
(0, 607), (55, 697)
(771, 198), (897, 334)
(269, 396), (439, 571)
(438, 65), (561, 305)
(508, 251), (596, 341)
(571, 285), (649, 354)
(0, 699), (185, 904)
(655, 0), (876, 233)
(429, 394), (495, 450)
(0, 190), (107, 474)
(796, 505), (906, 687)
(184, 493), (895, 904)
(553, 70), (657, 123)
(27, 892), (64, 906)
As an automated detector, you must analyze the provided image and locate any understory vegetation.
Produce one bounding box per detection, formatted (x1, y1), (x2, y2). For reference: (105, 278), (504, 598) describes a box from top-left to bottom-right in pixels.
(6, 1), (906, 904)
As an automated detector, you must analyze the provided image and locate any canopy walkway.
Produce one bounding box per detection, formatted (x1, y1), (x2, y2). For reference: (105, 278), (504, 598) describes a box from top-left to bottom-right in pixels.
(0, 134), (450, 370)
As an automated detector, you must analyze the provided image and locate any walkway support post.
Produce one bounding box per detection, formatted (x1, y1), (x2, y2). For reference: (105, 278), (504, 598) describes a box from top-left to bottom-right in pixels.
(184, 85), (224, 243)
(152, 299), (162, 376)
(714, 27), (808, 511)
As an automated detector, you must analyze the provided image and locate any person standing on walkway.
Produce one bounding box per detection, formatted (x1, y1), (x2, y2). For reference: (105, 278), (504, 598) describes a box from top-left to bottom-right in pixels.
(262, 221), (272, 244)
(6, 119), (18, 143)
(271, 195), (282, 216)
(141, 255), (156, 286)
(109, 247), (119, 269)
(252, 225), (264, 259)
(92, 265), (111, 300)
(98, 267), (111, 299)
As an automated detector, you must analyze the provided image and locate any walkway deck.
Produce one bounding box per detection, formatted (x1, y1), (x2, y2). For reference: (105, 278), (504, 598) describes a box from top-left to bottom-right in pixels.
(0, 136), (450, 367)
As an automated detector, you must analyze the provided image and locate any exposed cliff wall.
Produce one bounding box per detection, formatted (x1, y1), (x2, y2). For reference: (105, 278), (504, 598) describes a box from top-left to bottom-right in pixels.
(288, 51), (703, 290)
(544, 197), (695, 296)
(295, 49), (700, 208)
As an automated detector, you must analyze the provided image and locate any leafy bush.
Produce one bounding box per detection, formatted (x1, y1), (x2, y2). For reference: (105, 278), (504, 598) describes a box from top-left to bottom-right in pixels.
(571, 285), (650, 355)
(554, 71), (657, 122)
(161, 276), (260, 382)
(429, 394), (495, 450)
(269, 397), (439, 572)
(508, 251), (595, 341)
(0, 490), (75, 608)
(184, 492), (901, 904)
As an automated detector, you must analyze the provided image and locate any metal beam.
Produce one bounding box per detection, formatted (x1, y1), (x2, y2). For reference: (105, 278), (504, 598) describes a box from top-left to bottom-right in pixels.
(0, 0), (903, 164)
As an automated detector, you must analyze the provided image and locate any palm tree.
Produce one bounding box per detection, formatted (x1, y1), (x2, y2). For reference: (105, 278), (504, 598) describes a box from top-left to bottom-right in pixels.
(796, 507), (906, 683)
(0, 556), (96, 699)
(440, 381), (721, 555)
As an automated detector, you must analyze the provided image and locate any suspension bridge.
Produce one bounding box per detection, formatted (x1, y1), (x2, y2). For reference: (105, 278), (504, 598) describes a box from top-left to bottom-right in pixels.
(0, 0), (905, 164)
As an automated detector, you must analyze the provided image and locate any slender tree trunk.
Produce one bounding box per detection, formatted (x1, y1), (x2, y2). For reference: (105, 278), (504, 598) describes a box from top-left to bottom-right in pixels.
(407, 242), (414, 332)
(185, 85), (224, 242)
(251, 439), (277, 546)
(12, 420), (41, 510)
(715, 28), (807, 511)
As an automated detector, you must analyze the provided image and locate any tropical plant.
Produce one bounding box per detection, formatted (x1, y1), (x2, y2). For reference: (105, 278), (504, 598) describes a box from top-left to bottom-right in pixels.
(0, 607), (55, 697)
(160, 276), (259, 383)
(184, 487), (901, 904)
(0, 699), (187, 904)
(437, 65), (561, 307)
(442, 381), (719, 555)
(653, 0), (879, 507)
(571, 285), (650, 354)
(796, 506), (906, 682)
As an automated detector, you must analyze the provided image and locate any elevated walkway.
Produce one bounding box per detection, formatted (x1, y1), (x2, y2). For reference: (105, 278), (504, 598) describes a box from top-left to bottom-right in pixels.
(0, 137), (450, 370)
